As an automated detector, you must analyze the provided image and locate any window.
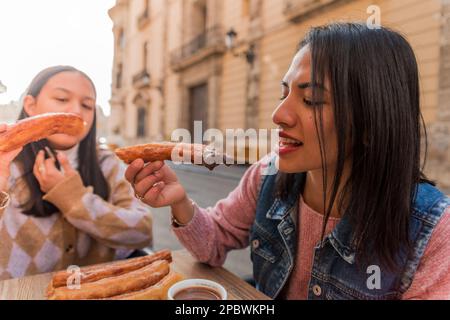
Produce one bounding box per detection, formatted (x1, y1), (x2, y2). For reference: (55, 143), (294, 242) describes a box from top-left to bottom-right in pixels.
(118, 28), (125, 49)
(137, 107), (147, 138)
(116, 63), (123, 89)
(138, 0), (151, 29)
(242, 0), (250, 17)
(144, 0), (150, 16)
(143, 42), (149, 69)
(192, 0), (207, 36)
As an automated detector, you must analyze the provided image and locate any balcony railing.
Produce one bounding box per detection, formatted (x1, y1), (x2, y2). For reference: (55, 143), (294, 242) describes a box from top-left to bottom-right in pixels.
(283, 0), (340, 23)
(170, 26), (226, 71)
(132, 69), (150, 89)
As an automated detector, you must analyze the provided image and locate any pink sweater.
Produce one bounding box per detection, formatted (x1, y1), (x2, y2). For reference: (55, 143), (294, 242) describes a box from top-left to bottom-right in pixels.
(174, 160), (450, 300)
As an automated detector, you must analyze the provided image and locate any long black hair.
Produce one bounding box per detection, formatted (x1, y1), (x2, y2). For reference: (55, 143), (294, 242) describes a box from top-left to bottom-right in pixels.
(16, 66), (110, 217)
(276, 23), (432, 271)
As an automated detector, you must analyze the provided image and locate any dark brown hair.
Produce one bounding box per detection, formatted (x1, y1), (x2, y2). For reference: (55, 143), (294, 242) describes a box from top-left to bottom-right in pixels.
(277, 23), (433, 271)
(16, 66), (110, 217)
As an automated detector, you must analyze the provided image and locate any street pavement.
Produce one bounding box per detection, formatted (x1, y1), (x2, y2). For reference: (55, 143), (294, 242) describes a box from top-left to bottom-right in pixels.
(149, 162), (253, 279)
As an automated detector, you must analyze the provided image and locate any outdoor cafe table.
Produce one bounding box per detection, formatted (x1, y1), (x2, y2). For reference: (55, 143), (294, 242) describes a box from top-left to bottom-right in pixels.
(0, 249), (270, 300)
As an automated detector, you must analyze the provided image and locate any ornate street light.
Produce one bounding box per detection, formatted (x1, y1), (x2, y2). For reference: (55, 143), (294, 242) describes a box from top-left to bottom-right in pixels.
(225, 28), (255, 65)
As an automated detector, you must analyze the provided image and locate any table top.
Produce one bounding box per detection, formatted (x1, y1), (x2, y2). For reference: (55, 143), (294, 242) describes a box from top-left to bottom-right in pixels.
(0, 250), (270, 300)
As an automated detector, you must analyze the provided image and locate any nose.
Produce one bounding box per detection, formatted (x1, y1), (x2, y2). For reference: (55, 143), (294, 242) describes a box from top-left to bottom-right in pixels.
(272, 97), (297, 129)
(67, 100), (83, 116)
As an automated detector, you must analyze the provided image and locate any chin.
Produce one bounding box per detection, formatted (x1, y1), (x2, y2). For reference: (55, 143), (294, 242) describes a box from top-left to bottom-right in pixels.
(276, 157), (298, 173)
(276, 156), (312, 174)
(47, 134), (80, 150)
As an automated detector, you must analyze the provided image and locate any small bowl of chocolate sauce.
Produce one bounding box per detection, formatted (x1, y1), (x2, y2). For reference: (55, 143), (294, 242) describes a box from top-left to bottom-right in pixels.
(168, 279), (227, 300)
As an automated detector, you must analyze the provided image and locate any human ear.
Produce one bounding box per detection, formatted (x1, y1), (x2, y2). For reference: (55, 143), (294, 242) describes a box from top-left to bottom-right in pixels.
(23, 95), (37, 116)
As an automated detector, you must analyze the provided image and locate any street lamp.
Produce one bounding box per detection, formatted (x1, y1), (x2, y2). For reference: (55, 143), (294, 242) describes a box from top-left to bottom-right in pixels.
(225, 28), (255, 65)
(225, 28), (237, 50)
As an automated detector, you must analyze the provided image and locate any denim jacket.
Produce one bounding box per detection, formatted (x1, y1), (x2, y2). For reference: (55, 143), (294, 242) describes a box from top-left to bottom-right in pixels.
(249, 164), (450, 300)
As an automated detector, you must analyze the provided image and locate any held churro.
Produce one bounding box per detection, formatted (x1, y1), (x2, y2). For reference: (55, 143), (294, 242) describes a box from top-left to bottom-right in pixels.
(115, 142), (233, 170)
(0, 113), (85, 152)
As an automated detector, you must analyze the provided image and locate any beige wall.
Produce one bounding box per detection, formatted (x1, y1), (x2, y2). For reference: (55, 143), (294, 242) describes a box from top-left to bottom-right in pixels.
(109, 0), (447, 188)
(109, 0), (443, 133)
(255, 0), (442, 128)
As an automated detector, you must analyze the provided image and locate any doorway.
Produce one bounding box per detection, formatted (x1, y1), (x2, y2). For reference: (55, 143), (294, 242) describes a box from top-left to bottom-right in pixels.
(188, 83), (208, 136)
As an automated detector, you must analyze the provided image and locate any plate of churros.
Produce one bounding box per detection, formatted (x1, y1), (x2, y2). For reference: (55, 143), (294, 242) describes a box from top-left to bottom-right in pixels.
(46, 250), (184, 300)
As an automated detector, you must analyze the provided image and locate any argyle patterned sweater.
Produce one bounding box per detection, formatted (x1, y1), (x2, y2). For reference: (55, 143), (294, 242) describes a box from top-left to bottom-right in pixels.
(0, 148), (152, 280)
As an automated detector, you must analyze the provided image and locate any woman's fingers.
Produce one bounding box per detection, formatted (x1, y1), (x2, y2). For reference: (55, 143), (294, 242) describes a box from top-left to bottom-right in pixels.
(143, 182), (165, 205)
(33, 150), (58, 179)
(33, 152), (44, 183)
(57, 152), (75, 175)
(44, 155), (57, 172)
(134, 161), (164, 185)
(134, 172), (164, 198)
(33, 150), (45, 176)
(124, 159), (145, 184)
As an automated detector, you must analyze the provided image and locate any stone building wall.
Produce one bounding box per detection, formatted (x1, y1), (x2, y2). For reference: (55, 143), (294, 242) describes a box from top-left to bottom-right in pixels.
(427, 0), (450, 194)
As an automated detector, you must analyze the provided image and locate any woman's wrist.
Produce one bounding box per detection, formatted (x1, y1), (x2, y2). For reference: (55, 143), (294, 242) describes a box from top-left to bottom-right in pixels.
(170, 196), (195, 226)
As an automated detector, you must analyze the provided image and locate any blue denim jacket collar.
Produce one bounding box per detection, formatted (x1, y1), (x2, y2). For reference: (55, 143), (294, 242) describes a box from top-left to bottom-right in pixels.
(252, 167), (449, 299)
(265, 173), (304, 221)
(266, 175), (449, 267)
(264, 172), (358, 264)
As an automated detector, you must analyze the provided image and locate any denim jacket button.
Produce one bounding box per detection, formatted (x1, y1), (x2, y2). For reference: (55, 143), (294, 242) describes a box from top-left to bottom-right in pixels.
(252, 239), (260, 249)
(312, 285), (322, 296)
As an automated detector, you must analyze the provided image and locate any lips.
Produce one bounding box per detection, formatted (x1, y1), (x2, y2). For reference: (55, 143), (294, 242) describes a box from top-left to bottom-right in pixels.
(277, 132), (303, 155)
(279, 132), (303, 146)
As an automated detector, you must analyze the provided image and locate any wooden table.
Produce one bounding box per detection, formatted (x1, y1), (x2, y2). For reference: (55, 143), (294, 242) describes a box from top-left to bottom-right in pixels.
(0, 250), (270, 300)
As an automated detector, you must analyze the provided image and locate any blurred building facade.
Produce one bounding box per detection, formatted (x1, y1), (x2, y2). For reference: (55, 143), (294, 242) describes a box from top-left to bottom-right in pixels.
(108, 0), (450, 191)
(0, 101), (21, 124)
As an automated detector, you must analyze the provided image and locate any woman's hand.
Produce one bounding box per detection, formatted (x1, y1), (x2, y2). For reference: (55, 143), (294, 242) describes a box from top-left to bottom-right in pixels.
(125, 160), (194, 225)
(0, 124), (22, 192)
(33, 149), (76, 193)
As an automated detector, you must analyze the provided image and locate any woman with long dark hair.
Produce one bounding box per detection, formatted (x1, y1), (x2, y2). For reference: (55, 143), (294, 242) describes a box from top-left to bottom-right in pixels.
(0, 66), (152, 280)
(125, 23), (449, 299)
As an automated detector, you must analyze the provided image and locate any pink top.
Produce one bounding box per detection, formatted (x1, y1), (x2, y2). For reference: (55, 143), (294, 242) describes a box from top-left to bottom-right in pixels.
(174, 159), (450, 300)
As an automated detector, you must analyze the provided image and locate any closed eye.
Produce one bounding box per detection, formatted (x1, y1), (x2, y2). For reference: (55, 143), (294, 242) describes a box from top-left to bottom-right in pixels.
(280, 81), (289, 101)
(82, 104), (94, 110)
(303, 98), (325, 106)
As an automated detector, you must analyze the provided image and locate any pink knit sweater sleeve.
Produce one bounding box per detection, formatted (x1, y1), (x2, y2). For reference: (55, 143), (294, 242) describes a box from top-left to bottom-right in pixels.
(402, 207), (450, 300)
(173, 160), (264, 266)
